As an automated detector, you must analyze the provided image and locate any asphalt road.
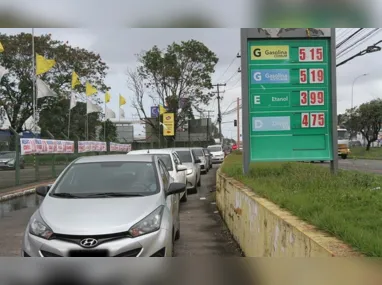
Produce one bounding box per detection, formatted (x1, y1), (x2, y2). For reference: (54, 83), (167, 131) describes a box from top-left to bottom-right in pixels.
(0, 165), (67, 192)
(321, 158), (382, 175)
(0, 164), (242, 257)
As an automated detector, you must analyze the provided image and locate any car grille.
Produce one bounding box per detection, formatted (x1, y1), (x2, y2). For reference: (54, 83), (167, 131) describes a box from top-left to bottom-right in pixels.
(41, 250), (62, 257)
(150, 248), (166, 257)
(52, 231), (131, 247)
(115, 248), (142, 257)
(69, 249), (109, 257)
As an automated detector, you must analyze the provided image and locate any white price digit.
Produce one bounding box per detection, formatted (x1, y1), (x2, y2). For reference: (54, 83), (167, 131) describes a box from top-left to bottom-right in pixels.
(309, 69), (324, 83)
(301, 113), (309, 128)
(309, 91), (325, 105)
(310, 113), (325, 128)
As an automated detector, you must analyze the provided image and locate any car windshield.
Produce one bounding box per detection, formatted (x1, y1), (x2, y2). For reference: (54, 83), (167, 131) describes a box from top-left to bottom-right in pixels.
(192, 149), (204, 157)
(0, 152), (15, 159)
(50, 161), (159, 197)
(176, 151), (193, 163)
(208, 146), (222, 152)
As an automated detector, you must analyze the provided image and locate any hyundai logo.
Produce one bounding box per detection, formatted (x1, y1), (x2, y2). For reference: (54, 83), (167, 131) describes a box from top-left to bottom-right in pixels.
(79, 238), (98, 248)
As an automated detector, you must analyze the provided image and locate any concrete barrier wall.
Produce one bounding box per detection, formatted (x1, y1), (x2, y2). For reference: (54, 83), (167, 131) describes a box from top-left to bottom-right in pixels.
(216, 170), (361, 257)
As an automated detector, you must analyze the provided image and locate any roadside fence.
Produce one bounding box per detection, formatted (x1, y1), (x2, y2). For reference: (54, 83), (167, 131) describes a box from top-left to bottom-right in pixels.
(0, 132), (131, 191)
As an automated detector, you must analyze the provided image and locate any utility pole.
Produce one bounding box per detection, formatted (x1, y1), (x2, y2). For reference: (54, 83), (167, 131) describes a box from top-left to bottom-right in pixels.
(212, 83), (226, 144)
(237, 97), (240, 148)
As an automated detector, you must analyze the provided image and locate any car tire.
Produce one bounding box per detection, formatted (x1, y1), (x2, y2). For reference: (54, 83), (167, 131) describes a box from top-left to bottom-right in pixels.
(180, 191), (188, 202)
(175, 228), (180, 241)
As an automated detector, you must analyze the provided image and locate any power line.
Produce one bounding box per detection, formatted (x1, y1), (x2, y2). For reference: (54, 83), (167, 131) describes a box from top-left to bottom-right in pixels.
(337, 28), (381, 59)
(337, 39), (382, 67)
(215, 53), (239, 82)
(336, 28), (364, 49)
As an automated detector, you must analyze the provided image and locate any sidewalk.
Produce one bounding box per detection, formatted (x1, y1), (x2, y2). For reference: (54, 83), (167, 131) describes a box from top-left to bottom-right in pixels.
(0, 180), (54, 201)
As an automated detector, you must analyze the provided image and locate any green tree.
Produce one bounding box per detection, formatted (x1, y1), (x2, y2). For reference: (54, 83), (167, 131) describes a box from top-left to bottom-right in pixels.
(38, 100), (102, 140)
(127, 40), (218, 141)
(345, 99), (382, 150)
(0, 32), (109, 133)
(99, 119), (118, 142)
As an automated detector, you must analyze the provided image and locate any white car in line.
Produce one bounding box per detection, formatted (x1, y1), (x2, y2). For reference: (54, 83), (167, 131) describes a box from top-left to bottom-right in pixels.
(127, 149), (189, 202)
(207, 145), (225, 164)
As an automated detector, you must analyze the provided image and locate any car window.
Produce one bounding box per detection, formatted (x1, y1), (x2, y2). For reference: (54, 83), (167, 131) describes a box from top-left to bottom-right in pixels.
(0, 152), (15, 159)
(158, 160), (170, 187)
(154, 154), (173, 171)
(176, 151), (193, 163)
(192, 149), (204, 157)
(51, 161), (159, 196)
(172, 152), (181, 165)
(208, 146), (222, 152)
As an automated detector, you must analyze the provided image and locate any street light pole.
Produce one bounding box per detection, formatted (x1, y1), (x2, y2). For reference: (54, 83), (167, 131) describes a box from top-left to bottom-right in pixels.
(351, 73), (368, 111)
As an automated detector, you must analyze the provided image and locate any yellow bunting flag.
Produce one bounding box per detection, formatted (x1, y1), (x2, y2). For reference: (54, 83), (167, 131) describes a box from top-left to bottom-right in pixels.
(159, 105), (166, 115)
(0, 41), (4, 52)
(36, 53), (56, 75)
(119, 94), (126, 106)
(71, 71), (80, 89)
(105, 92), (111, 103)
(85, 81), (97, 96)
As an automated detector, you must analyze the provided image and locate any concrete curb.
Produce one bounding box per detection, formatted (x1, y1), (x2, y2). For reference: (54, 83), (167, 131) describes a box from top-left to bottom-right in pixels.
(216, 170), (362, 257)
(0, 181), (54, 202)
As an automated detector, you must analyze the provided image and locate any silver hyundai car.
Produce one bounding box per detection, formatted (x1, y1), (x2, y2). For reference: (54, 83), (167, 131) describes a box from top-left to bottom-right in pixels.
(21, 154), (186, 257)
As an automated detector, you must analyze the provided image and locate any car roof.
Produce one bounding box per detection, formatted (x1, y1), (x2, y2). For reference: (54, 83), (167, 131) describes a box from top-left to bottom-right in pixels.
(128, 149), (173, 155)
(74, 154), (154, 164)
(167, 148), (192, 152)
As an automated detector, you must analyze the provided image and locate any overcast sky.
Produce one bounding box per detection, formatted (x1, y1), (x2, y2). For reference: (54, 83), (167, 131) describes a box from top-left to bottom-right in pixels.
(1, 28), (382, 139)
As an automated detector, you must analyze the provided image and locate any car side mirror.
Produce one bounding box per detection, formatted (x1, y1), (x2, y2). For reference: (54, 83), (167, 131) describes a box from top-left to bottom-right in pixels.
(166, 183), (186, 196)
(36, 185), (50, 197)
(195, 159), (201, 164)
(177, 165), (187, 172)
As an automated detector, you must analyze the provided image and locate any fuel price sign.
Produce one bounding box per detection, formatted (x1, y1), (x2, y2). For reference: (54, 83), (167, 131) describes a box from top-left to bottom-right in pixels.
(243, 33), (335, 163)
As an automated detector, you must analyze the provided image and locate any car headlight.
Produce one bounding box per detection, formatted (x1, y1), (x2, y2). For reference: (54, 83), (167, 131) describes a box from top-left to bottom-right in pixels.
(29, 211), (54, 239)
(129, 206), (164, 238)
(186, 169), (193, 175)
(5, 159), (15, 165)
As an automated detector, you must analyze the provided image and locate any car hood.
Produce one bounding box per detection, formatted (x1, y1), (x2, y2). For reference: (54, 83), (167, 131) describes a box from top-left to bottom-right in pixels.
(39, 194), (163, 235)
(210, 151), (224, 156)
(0, 159), (12, 163)
(182, 162), (195, 169)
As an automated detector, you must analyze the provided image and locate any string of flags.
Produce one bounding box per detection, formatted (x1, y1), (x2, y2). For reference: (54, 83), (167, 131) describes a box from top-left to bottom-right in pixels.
(0, 39), (128, 123)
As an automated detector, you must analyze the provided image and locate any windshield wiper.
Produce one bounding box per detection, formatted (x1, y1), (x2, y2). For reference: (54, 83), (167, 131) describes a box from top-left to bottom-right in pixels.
(81, 192), (145, 198)
(52, 193), (82, 198)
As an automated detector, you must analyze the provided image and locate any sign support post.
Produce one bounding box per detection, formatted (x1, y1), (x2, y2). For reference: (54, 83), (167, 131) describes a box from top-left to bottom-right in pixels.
(240, 28), (338, 174)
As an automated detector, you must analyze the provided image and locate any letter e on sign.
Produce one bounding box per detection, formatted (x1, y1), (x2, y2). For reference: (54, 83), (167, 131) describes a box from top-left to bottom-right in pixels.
(254, 96), (261, 104)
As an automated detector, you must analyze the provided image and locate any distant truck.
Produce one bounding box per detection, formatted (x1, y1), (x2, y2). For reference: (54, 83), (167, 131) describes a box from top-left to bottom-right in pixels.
(337, 127), (351, 159)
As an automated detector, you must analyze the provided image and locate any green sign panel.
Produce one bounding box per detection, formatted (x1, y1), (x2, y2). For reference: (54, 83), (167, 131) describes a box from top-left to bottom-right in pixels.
(247, 39), (333, 161)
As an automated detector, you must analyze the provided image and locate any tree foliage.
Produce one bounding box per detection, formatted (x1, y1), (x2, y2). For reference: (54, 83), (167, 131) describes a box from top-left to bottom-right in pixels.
(0, 32), (109, 133)
(38, 100), (101, 140)
(99, 119), (118, 142)
(127, 40), (218, 139)
(344, 99), (382, 150)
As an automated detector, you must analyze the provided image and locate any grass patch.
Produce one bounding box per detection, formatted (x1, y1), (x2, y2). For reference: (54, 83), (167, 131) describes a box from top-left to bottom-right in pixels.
(221, 154), (382, 257)
(349, 147), (382, 160)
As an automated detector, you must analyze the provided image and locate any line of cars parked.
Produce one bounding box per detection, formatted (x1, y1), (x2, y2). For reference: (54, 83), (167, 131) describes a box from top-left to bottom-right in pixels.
(21, 146), (225, 257)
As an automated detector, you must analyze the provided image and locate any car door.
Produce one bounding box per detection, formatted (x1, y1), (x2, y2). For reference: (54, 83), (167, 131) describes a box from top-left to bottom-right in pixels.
(158, 160), (179, 234)
(172, 152), (186, 184)
(191, 151), (201, 180)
